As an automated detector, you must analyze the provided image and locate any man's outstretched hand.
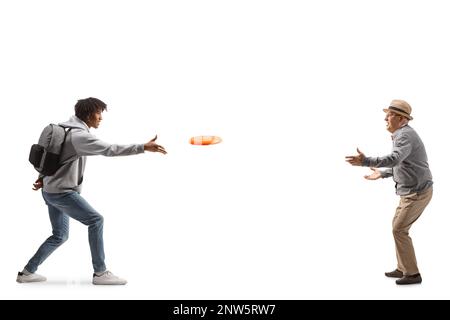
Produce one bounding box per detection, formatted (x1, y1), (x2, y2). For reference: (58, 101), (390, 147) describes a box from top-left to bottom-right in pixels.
(345, 148), (365, 166)
(364, 167), (382, 180)
(32, 177), (43, 191)
(144, 135), (167, 154)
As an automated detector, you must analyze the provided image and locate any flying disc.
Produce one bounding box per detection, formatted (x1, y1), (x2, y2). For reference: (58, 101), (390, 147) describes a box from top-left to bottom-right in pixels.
(190, 136), (222, 145)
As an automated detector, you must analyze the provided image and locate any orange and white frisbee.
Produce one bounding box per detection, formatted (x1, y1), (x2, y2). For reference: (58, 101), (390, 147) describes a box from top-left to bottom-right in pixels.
(190, 136), (222, 145)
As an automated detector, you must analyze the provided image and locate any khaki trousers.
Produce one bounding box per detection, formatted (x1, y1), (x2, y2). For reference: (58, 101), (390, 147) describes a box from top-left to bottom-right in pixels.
(393, 187), (433, 275)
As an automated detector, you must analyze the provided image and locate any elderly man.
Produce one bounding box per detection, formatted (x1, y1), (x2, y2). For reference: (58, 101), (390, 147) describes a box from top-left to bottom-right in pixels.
(346, 99), (433, 285)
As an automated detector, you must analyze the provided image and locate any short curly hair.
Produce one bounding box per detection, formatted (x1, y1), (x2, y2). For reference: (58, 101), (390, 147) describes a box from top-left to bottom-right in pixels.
(74, 97), (107, 123)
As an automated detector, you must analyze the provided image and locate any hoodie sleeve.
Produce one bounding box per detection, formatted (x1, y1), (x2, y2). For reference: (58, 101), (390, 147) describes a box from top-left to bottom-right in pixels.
(362, 133), (412, 168)
(71, 130), (145, 157)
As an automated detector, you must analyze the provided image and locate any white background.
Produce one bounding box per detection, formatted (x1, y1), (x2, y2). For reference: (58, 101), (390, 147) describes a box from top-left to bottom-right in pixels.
(1, 0), (450, 299)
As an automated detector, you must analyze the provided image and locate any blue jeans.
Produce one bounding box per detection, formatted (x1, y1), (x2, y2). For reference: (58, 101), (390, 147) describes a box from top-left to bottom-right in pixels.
(25, 191), (106, 273)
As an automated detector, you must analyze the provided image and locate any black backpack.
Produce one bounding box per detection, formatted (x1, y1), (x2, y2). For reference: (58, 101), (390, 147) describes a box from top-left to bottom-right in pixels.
(29, 124), (72, 176)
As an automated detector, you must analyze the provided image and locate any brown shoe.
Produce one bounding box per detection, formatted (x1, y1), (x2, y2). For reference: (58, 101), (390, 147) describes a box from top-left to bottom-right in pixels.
(385, 269), (403, 278)
(396, 273), (422, 285)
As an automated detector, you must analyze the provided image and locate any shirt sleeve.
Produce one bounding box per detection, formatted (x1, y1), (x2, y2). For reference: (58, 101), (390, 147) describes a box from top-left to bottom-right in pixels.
(380, 168), (393, 178)
(72, 131), (145, 157)
(362, 133), (412, 168)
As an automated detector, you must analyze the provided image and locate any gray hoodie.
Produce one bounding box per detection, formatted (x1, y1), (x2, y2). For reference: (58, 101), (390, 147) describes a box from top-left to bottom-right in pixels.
(43, 115), (144, 193)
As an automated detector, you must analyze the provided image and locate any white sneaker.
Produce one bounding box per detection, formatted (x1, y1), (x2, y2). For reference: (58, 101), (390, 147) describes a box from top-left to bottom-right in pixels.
(92, 271), (127, 285)
(16, 271), (47, 283)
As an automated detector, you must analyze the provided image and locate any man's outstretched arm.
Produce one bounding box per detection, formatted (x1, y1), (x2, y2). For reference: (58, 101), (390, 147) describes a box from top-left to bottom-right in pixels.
(73, 132), (167, 157)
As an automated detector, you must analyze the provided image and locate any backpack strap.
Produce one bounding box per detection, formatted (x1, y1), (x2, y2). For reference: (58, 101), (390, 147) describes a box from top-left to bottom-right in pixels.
(58, 126), (72, 160)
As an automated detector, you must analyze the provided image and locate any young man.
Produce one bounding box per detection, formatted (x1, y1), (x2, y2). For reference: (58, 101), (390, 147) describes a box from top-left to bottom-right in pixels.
(345, 99), (433, 285)
(17, 97), (167, 285)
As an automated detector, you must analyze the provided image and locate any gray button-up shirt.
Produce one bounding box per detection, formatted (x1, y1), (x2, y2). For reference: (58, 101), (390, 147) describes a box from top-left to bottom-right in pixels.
(363, 125), (433, 196)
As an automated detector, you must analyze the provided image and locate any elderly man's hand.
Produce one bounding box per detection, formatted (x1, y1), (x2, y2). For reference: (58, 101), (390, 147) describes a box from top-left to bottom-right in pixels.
(364, 167), (382, 180)
(345, 148), (366, 166)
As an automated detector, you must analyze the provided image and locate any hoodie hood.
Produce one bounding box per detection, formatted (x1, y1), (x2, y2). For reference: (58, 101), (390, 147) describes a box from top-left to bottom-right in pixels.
(59, 115), (90, 131)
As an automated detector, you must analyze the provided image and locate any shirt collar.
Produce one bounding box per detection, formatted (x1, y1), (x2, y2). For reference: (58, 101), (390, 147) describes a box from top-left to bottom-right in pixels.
(392, 124), (409, 139)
